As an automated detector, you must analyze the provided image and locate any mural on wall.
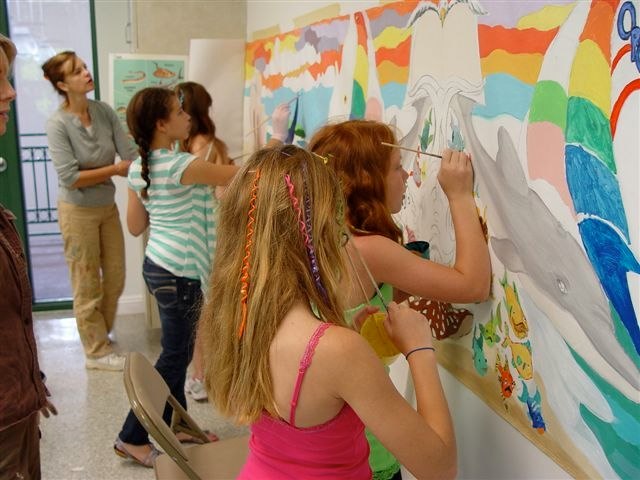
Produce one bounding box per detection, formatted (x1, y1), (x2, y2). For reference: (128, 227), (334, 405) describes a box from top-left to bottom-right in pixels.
(243, 1), (640, 478)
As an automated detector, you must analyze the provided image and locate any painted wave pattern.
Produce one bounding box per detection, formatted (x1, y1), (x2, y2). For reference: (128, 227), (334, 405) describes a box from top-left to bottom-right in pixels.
(244, 2), (415, 143)
(477, 2), (639, 477)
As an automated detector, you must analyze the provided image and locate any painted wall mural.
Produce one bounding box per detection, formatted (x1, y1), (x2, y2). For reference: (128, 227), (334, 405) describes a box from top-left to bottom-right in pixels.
(243, 1), (640, 478)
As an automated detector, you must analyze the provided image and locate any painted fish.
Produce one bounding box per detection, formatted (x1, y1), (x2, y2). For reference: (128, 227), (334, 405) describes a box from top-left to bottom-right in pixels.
(152, 62), (176, 79)
(472, 323), (488, 375)
(496, 353), (515, 399)
(122, 70), (146, 84)
(482, 304), (502, 347)
(518, 382), (546, 433)
(500, 271), (529, 339)
(448, 118), (465, 151)
(420, 109), (433, 152)
(502, 335), (534, 381)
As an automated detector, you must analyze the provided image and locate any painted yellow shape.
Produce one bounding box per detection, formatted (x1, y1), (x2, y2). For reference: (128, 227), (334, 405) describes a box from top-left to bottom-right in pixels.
(502, 284), (529, 339)
(377, 60), (408, 85)
(517, 3), (576, 31)
(373, 26), (412, 50)
(354, 46), (369, 89)
(244, 64), (255, 81)
(569, 40), (611, 116)
(481, 50), (543, 85)
(503, 337), (534, 380)
(278, 34), (299, 52)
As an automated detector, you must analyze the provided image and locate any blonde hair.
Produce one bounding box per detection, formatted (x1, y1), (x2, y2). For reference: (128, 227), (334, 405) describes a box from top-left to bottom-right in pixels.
(199, 145), (349, 424)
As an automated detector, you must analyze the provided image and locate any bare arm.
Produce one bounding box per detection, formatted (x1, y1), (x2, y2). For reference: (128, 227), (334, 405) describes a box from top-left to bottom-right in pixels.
(356, 234), (487, 303)
(438, 148), (491, 299)
(356, 151), (490, 303)
(127, 188), (148, 236)
(327, 306), (456, 479)
(264, 102), (290, 147)
(180, 158), (239, 187)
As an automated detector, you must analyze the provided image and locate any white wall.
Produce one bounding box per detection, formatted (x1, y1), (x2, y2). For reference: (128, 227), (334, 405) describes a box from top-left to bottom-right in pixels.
(247, 2), (570, 479)
(92, 1), (248, 316)
(94, 1), (146, 315)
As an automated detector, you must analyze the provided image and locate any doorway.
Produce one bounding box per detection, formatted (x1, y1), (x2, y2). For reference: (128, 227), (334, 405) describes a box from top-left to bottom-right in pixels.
(0, 0), (98, 306)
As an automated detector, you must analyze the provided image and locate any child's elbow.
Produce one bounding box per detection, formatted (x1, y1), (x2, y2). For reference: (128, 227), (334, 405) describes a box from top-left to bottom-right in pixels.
(463, 281), (490, 303)
(476, 279), (491, 302)
(128, 226), (142, 237)
(412, 458), (457, 480)
(127, 221), (146, 237)
(433, 453), (457, 480)
(470, 270), (492, 302)
(442, 461), (457, 480)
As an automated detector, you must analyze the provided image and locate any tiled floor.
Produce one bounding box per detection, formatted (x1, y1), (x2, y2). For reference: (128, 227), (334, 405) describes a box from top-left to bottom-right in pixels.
(34, 310), (247, 480)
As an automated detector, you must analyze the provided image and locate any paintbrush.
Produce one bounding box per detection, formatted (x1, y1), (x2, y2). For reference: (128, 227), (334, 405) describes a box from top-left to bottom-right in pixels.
(381, 141), (442, 159)
(244, 95), (300, 137)
(230, 151), (254, 162)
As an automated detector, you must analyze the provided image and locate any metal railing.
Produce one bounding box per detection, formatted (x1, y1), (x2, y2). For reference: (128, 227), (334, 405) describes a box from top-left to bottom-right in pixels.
(20, 133), (59, 237)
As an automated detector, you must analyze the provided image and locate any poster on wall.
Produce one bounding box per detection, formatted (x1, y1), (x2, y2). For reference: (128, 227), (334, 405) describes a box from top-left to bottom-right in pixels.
(243, 1), (640, 478)
(108, 53), (188, 136)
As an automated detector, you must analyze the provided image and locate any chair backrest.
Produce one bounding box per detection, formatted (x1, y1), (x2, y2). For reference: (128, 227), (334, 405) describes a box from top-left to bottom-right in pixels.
(123, 352), (193, 474)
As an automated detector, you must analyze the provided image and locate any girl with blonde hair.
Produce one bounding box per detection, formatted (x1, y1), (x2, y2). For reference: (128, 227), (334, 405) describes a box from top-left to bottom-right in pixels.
(199, 145), (456, 479)
(174, 81), (290, 402)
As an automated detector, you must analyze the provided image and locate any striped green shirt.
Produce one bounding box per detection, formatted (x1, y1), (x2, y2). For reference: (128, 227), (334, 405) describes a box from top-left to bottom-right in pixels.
(128, 149), (217, 290)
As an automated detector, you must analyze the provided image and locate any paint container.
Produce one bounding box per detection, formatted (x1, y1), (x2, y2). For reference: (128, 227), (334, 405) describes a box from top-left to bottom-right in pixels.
(359, 312), (401, 365)
(405, 240), (430, 259)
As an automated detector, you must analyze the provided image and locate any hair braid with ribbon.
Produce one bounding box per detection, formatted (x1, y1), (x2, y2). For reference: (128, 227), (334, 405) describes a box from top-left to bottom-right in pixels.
(238, 169), (261, 338)
(284, 171), (329, 304)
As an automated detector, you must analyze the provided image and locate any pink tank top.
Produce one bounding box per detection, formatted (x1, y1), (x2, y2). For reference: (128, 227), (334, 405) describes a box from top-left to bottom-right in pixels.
(238, 323), (372, 479)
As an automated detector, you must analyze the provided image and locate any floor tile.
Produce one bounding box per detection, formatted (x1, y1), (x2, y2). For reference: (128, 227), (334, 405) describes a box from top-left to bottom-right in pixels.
(34, 310), (247, 480)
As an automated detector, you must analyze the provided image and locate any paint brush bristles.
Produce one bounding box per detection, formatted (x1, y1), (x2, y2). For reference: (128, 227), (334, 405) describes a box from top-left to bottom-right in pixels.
(380, 141), (442, 159)
(244, 94), (300, 137)
(230, 151), (253, 162)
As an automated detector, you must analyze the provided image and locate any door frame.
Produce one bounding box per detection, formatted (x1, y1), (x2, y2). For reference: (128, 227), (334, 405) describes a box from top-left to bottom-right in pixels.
(0, 0), (100, 310)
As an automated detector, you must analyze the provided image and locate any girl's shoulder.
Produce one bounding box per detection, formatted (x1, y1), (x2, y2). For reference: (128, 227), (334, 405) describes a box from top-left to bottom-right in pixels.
(351, 233), (401, 255)
(189, 135), (212, 155)
(149, 150), (197, 183)
(311, 322), (374, 368)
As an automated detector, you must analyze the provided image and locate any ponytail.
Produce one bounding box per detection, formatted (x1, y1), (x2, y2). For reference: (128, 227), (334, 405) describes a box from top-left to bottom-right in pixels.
(138, 137), (151, 199)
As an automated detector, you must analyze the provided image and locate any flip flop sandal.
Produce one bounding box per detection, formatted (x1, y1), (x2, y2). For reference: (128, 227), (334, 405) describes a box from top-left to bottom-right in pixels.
(114, 438), (160, 468)
(176, 430), (219, 444)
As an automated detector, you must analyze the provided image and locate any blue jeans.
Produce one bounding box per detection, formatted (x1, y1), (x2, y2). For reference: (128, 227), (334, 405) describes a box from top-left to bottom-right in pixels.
(118, 257), (202, 445)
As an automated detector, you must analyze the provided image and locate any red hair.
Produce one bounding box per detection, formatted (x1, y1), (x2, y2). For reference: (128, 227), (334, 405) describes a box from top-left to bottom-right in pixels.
(308, 120), (402, 243)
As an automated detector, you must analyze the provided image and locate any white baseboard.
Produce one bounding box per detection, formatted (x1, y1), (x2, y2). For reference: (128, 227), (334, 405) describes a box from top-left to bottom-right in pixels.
(117, 294), (146, 315)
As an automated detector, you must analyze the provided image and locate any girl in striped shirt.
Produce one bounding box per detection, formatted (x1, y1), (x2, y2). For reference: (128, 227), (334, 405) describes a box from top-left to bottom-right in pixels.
(114, 87), (239, 466)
